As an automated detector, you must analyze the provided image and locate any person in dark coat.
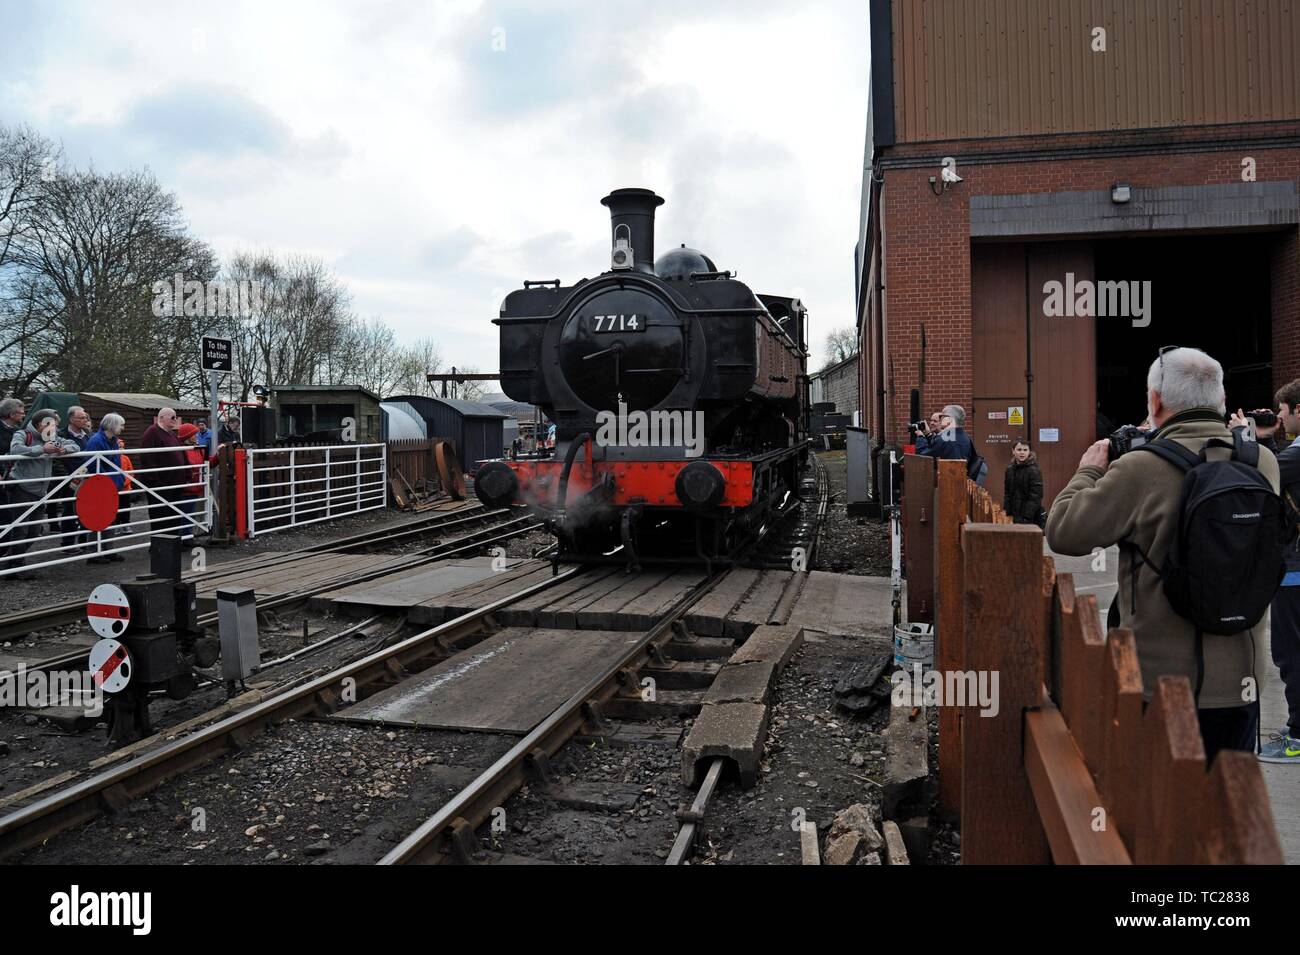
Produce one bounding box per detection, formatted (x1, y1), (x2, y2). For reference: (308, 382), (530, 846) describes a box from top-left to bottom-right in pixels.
(217, 415), (241, 446)
(140, 408), (187, 534)
(915, 404), (988, 485)
(1003, 438), (1044, 526)
(54, 405), (92, 552)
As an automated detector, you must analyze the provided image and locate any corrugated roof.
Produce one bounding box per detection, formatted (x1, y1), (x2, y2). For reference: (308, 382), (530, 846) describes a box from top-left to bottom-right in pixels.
(386, 394), (509, 419)
(81, 392), (209, 412)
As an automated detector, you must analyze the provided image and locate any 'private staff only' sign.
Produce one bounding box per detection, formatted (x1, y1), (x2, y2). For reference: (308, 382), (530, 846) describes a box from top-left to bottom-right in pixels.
(201, 336), (232, 372)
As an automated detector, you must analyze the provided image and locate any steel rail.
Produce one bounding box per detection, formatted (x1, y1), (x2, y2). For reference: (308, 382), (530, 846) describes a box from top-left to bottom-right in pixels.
(0, 512), (538, 686)
(664, 756), (725, 865)
(666, 459), (829, 865)
(0, 565), (579, 861)
(379, 567), (728, 865)
(0, 504), (500, 642)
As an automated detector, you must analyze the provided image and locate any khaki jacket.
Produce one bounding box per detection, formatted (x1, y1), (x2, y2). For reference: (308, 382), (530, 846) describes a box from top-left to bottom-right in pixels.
(1046, 408), (1278, 709)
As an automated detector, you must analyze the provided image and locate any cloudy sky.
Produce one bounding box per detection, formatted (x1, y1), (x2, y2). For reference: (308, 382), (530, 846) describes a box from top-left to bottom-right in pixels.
(3, 0), (870, 372)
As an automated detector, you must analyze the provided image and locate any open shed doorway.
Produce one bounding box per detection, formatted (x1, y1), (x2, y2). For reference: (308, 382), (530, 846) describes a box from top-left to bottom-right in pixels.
(1094, 234), (1273, 435)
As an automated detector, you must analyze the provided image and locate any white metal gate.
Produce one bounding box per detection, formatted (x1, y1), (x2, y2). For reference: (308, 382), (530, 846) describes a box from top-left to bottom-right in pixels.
(0, 445), (212, 577)
(244, 443), (386, 537)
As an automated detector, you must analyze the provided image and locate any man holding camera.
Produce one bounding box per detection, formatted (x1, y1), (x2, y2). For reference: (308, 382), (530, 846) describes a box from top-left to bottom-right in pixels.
(914, 404), (988, 485)
(1047, 347), (1278, 762)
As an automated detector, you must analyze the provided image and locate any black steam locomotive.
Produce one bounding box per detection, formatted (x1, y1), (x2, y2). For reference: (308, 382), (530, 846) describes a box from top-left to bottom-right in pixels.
(475, 188), (810, 565)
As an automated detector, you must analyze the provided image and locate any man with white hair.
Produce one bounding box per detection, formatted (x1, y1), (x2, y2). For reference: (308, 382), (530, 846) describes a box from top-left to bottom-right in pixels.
(915, 403), (988, 485)
(1048, 347), (1280, 761)
(140, 407), (187, 534)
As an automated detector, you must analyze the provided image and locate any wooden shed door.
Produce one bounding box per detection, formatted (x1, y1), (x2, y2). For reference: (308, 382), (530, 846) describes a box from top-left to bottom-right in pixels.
(971, 242), (1095, 510)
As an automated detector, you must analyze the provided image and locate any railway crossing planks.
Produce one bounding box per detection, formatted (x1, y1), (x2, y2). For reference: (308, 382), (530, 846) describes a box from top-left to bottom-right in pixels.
(299, 552), (884, 645)
(331, 627), (646, 733)
(492, 567), (620, 627)
(723, 570), (795, 637)
(193, 552), (412, 612)
(311, 557), (527, 615)
(686, 567), (760, 636)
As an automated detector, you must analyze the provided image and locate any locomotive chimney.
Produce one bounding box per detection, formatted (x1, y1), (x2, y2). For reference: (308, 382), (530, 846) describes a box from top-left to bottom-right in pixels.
(601, 188), (664, 274)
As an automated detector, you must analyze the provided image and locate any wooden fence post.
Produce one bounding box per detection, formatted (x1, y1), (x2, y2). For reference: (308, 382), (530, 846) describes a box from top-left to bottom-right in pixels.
(960, 523), (1051, 863)
(1134, 676), (1205, 864)
(902, 454), (936, 623)
(934, 459), (966, 819)
(1197, 751), (1284, 863)
(1100, 628), (1143, 851)
(1057, 588), (1107, 778)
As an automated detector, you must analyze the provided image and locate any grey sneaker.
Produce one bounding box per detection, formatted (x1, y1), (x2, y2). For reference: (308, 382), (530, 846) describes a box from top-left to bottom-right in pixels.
(1258, 731), (1300, 764)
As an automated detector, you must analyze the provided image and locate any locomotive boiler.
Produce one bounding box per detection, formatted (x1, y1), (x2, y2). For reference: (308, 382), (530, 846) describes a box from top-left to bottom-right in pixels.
(475, 188), (810, 565)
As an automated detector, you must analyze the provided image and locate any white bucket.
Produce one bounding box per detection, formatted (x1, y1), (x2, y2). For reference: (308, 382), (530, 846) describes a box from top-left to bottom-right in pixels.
(894, 622), (935, 669)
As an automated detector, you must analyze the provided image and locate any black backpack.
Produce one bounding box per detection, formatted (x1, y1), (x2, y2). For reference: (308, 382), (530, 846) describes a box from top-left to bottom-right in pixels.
(1128, 432), (1285, 640)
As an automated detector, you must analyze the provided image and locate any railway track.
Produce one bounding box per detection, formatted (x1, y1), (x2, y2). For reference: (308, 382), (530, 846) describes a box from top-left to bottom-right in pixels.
(0, 567), (580, 860)
(385, 465), (831, 865)
(0, 503), (507, 642)
(0, 505), (541, 682)
(2, 460), (830, 866)
(380, 569), (726, 864)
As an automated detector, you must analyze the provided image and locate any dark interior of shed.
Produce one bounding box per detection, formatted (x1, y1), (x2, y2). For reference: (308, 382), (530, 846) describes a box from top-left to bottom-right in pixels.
(1094, 233), (1274, 435)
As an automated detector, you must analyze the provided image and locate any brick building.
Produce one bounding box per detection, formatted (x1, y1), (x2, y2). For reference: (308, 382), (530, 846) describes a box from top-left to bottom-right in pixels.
(856, 0), (1300, 504)
(809, 353), (860, 421)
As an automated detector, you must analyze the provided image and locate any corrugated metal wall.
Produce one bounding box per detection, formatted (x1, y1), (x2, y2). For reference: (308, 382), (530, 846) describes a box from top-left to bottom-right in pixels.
(892, 0), (1300, 141)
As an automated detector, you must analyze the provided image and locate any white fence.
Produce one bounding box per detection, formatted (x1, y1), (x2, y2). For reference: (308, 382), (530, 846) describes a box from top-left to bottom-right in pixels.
(244, 443), (386, 538)
(0, 444), (212, 577)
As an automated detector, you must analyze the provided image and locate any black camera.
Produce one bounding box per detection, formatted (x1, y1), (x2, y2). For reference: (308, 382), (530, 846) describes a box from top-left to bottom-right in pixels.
(1108, 424), (1151, 461)
(1247, 409), (1278, 428)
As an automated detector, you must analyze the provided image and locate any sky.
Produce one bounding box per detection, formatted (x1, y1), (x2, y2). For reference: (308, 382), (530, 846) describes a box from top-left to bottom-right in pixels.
(2, 0), (870, 374)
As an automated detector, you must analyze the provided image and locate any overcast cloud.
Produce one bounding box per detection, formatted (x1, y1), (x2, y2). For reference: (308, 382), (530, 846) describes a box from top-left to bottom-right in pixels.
(1, 0), (870, 372)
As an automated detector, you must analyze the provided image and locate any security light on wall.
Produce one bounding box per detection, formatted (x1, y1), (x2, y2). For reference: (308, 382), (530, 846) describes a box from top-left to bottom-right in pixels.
(1111, 182), (1131, 203)
(930, 157), (962, 195)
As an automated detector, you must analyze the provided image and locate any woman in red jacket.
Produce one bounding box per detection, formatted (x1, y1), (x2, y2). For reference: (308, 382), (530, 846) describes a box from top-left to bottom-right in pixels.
(177, 423), (207, 539)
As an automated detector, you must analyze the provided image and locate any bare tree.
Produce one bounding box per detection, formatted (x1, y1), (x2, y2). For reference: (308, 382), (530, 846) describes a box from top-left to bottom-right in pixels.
(396, 338), (444, 396)
(823, 327), (859, 369)
(226, 251), (352, 399)
(330, 317), (411, 396)
(0, 126), (60, 395)
(0, 121), (487, 409)
(0, 125), (57, 272)
(3, 164), (219, 397)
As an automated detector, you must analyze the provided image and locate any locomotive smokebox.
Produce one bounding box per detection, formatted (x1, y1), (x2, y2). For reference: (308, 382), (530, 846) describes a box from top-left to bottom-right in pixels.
(601, 188), (663, 274)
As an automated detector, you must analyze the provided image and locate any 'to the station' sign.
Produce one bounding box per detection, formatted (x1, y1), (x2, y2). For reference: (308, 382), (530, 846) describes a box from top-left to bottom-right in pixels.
(201, 336), (233, 373)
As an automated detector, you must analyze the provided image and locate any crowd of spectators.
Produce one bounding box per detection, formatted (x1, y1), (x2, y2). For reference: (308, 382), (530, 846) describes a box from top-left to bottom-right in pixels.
(0, 401), (243, 578)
